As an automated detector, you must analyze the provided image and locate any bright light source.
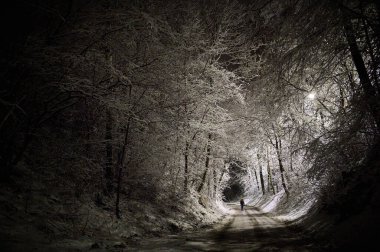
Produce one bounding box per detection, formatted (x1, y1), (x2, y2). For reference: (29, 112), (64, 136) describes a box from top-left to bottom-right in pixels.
(307, 92), (316, 100)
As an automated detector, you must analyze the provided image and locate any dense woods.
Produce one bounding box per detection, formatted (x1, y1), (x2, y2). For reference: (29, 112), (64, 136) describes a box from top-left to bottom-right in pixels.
(1, 0), (380, 250)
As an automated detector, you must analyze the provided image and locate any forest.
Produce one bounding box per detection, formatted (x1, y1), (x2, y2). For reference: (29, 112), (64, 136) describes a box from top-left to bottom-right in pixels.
(1, 0), (379, 251)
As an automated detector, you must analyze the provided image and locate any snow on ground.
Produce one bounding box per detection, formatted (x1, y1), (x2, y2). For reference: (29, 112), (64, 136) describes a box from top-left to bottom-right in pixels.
(261, 190), (285, 212)
(245, 190), (316, 223)
(275, 198), (315, 222)
(0, 179), (227, 252)
(244, 190), (285, 212)
(215, 199), (233, 215)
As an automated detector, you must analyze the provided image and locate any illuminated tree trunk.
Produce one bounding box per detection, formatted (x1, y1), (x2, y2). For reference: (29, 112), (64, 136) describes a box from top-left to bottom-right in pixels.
(197, 133), (212, 193)
(257, 154), (265, 195)
(254, 169), (260, 191)
(273, 134), (289, 196)
(267, 155), (275, 195)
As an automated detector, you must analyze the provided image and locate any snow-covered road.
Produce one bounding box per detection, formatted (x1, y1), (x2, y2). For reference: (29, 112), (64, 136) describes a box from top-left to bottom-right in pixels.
(128, 205), (313, 251)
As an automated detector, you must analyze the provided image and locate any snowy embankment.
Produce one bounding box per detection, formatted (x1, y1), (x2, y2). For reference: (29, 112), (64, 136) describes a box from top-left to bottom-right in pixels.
(246, 189), (317, 222)
(245, 188), (333, 250)
(0, 182), (226, 251)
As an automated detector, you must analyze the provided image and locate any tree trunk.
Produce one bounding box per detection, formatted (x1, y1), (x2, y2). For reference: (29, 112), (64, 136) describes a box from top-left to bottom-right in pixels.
(197, 133), (212, 193)
(254, 169), (260, 191)
(289, 151), (294, 172)
(274, 135), (289, 196)
(213, 165), (217, 198)
(207, 171), (211, 197)
(105, 45), (114, 194)
(218, 166), (226, 186)
(267, 155), (275, 194)
(373, 1), (380, 81)
(343, 13), (380, 130)
(185, 107), (209, 193)
(184, 141), (189, 193)
(105, 109), (113, 194)
(257, 155), (265, 195)
(362, 17), (380, 94)
(115, 117), (131, 219)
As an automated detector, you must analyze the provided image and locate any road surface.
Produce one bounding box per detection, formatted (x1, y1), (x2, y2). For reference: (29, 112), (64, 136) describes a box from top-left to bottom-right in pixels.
(129, 204), (314, 251)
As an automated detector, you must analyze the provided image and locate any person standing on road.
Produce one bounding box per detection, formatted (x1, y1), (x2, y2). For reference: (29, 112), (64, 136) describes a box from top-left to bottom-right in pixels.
(240, 198), (245, 211)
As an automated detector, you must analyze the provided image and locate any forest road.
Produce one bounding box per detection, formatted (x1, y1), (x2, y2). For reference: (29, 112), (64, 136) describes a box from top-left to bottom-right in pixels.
(128, 204), (314, 251)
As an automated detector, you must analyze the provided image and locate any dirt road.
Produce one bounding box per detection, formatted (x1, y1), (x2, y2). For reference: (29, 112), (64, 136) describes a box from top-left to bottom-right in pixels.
(129, 204), (314, 251)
